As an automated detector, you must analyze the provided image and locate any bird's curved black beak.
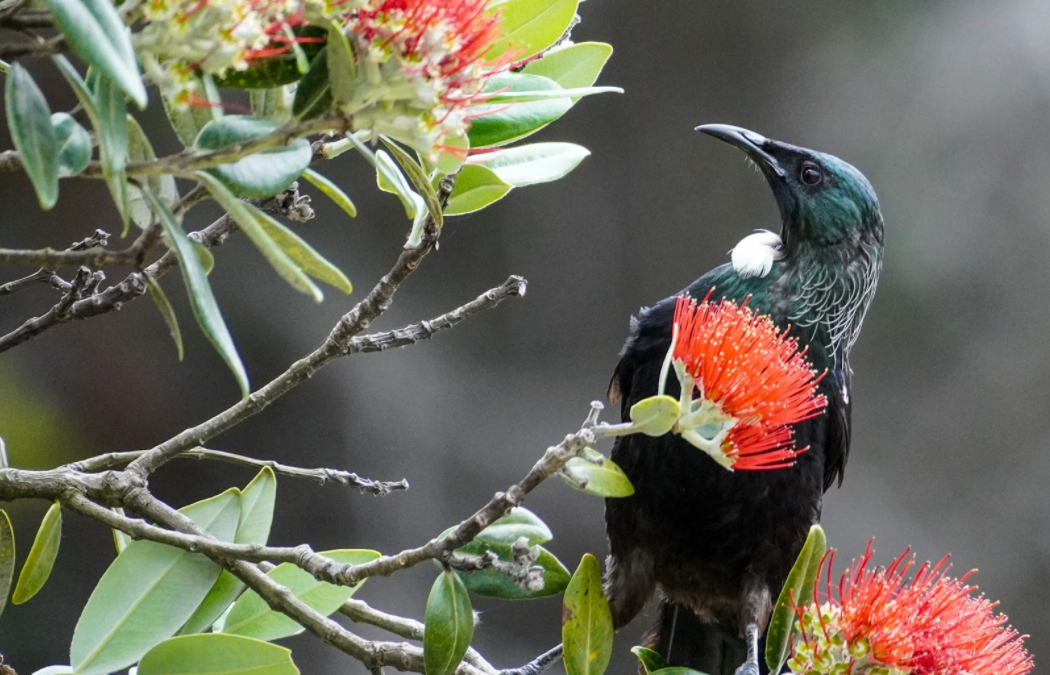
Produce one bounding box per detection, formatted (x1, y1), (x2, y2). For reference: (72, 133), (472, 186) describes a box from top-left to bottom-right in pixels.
(695, 124), (786, 179)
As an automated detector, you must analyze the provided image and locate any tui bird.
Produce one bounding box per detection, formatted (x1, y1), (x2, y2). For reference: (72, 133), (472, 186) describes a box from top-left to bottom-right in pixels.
(603, 125), (884, 675)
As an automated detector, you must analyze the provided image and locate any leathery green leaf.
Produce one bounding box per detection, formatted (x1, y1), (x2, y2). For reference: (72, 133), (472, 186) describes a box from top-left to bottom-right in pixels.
(452, 543), (568, 601)
(51, 113), (92, 178)
(290, 47), (331, 120)
(444, 165), (511, 216)
(139, 634), (298, 675)
(301, 169), (357, 218)
(6, 64), (60, 209)
(765, 524), (827, 674)
(111, 508), (131, 554)
(424, 570), (474, 675)
(222, 549), (380, 641)
(466, 73), (573, 148)
(522, 42), (613, 92)
(380, 138), (443, 226)
(485, 0), (579, 62)
(39, 0), (146, 107)
(12, 501), (62, 604)
(254, 209), (352, 294)
(374, 149), (423, 220)
(559, 448), (634, 498)
(180, 468), (276, 635)
(629, 395), (680, 437)
(195, 116), (312, 199)
(468, 142), (590, 187)
(91, 73), (130, 231)
(127, 116), (179, 229)
(139, 634), (297, 675)
(146, 188), (249, 397)
(71, 490), (241, 675)
(196, 172), (324, 301)
(562, 554), (613, 675)
(145, 277), (184, 361)
(631, 646), (669, 674)
(0, 510), (16, 620)
(476, 507), (552, 546)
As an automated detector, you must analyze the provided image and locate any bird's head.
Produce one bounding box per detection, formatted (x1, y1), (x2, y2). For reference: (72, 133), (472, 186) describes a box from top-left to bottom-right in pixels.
(697, 124), (883, 275)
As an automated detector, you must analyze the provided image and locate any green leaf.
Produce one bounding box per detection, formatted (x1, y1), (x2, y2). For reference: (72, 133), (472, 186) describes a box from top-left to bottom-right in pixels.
(191, 243), (215, 275)
(6, 64), (60, 210)
(51, 113), (92, 178)
(486, 0), (580, 62)
(250, 87), (293, 124)
(139, 632), (299, 675)
(92, 73), (130, 231)
(290, 47), (331, 120)
(236, 467), (277, 545)
(145, 277), (184, 361)
(469, 142), (589, 187)
(40, 0), (146, 107)
(374, 149), (423, 220)
(0, 510), (15, 620)
(301, 169), (356, 218)
(111, 507), (131, 554)
(631, 647), (668, 675)
(765, 524), (827, 674)
(162, 95), (214, 147)
(222, 549), (380, 641)
(196, 172), (324, 302)
(12, 501), (62, 604)
(559, 448), (634, 498)
(476, 507), (552, 546)
(145, 188), (249, 397)
(127, 115), (179, 229)
(423, 570), (474, 675)
(562, 554), (613, 675)
(195, 116), (312, 199)
(444, 165), (511, 215)
(466, 73), (573, 148)
(522, 42), (613, 91)
(180, 468), (277, 635)
(71, 490), (241, 675)
(380, 138), (443, 227)
(454, 544), (568, 601)
(629, 395), (680, 437)
(254, 209), (352, 294)
(31, 667), (74, 675)
(482, 86), (621, 105)
(326, 22), (357, 106)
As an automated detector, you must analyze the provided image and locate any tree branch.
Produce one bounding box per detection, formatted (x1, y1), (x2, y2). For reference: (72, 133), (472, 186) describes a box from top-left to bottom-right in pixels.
(0, 223), (161, 269)
(0, 185), (238, 353)
(69, 447), (409, 495)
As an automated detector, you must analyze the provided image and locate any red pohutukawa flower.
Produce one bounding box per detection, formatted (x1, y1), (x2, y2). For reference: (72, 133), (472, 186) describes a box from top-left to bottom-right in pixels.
(788, 543), (1033, 675)
(665, 294), (826, 470)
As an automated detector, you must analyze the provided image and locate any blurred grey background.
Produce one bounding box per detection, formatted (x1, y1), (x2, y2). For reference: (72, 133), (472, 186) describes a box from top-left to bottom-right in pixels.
(1, 0), (1048, 672)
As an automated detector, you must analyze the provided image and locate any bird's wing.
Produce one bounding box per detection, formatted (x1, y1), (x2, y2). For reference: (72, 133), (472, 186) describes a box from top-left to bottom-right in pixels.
(823, 367), (852, 491)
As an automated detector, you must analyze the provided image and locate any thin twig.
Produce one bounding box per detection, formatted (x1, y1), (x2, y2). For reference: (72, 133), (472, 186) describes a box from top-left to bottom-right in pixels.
(69, 447), (409, 495)
(0, 223), (161, 269)
(0, 185), (253, 353)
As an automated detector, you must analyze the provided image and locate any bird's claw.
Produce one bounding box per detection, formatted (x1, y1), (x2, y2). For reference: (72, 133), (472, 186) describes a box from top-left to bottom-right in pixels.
(734, 661), (760, 675)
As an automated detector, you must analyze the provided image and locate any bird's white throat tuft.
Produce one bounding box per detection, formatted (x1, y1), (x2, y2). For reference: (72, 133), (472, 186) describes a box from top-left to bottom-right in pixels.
(730, 230), (783, 279)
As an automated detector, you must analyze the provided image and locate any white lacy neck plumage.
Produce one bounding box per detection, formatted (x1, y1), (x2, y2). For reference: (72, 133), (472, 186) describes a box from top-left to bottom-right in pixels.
(730, 230), (783, 279)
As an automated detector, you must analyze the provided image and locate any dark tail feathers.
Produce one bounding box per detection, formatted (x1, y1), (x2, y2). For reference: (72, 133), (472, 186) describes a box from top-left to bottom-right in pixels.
(642, 602), (768, 675)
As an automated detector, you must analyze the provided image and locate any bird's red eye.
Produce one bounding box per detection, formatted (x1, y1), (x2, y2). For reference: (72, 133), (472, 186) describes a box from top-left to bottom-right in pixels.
(800, 164), (823, 185)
